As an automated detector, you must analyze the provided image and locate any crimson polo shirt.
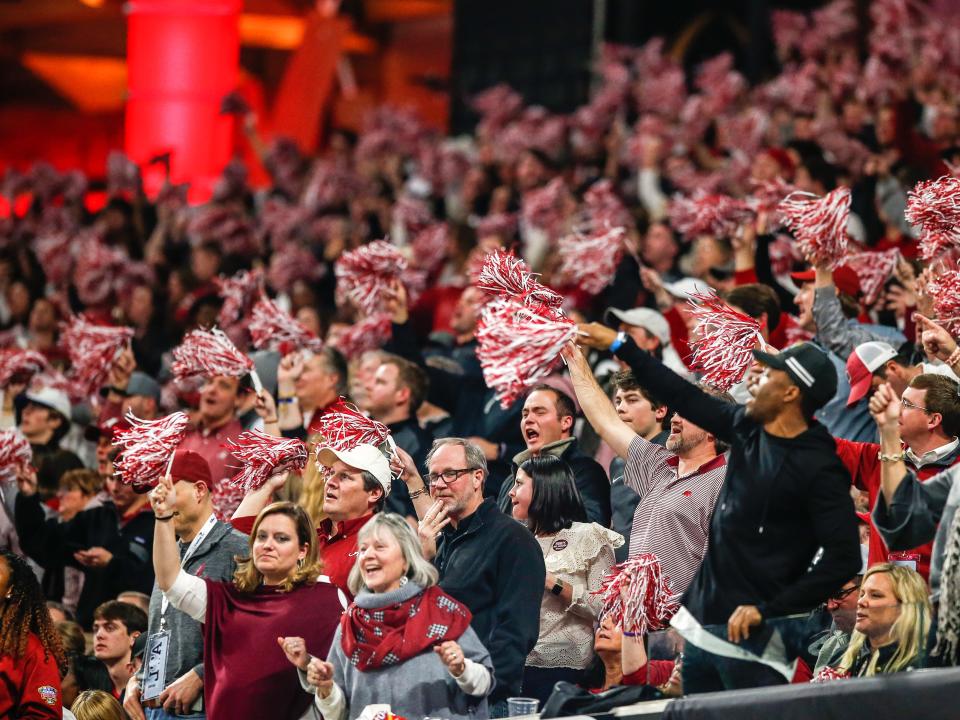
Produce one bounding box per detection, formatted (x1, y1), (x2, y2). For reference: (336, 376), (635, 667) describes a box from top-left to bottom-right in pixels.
(231, 512), (373, 599)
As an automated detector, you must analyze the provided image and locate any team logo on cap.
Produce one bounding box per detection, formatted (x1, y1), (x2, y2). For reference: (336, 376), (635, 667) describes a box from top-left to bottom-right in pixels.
(38, 685), (58, 705)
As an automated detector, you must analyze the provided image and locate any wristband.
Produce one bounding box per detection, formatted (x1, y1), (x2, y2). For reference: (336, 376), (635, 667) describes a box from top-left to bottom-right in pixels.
(609, 331), (628, 353)
(622, 631), (640, 637)
(408, 486), (428, 500)
(155, 514), (175, 522)
(877, 450), (906, 463)
(277, 396), (298, 405)
(947, 346), (960, 369)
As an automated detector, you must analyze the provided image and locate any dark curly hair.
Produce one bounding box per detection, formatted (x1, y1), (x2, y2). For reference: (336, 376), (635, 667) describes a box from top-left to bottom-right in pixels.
(0, 551), (67, 676)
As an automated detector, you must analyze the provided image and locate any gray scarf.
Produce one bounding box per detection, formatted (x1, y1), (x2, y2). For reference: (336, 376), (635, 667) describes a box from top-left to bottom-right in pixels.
(934, 506), (960, 665)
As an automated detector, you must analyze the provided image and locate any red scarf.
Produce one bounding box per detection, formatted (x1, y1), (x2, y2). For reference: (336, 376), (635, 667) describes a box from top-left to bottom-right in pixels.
(340, 585), (472, 671)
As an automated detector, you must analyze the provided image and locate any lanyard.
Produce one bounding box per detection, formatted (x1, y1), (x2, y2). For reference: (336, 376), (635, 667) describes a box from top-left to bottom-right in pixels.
(160, 513), (218, 620)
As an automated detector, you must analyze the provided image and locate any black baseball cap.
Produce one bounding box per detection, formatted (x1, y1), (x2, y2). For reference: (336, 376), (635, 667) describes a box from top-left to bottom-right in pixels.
(752, 342), (837, 411)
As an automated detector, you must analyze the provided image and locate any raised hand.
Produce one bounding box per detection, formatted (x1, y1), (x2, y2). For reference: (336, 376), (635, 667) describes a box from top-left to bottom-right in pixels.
(277, 351), (306, 394)
(277, 636), (311, 670)
(576, 322), (618, 351)
(390, 445), (422, 487)
(15, 463), (38, 496)
(434, 640), (467, 677)
(384, 279), (409, 325)
(868, 382), (900, 430)
(914, 313), (958, 362)
(149, 473), (178, 518)
(417, 500), (451, 560)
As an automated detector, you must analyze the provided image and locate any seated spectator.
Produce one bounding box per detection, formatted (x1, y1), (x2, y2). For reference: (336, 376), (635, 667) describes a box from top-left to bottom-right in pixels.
(57, 621), (86, 708)
(71, 689), (125, 720)
(508, 454), (623, 703)
(0, 550), (68, 719)
(360, 353), (433, 517)
(86, 600), (147, 700)
(233, 443), (391, 596)
(812, 574), (863, 676)
(582, 615), (675, 693)
(152, 482), (342, 720)
(115, 591), (150, 616)
(290, 513), (494, 720)
(497, 385), (611, 526)
(46, 600), (74, 624)
(816, 564), (931, 678)
(16, 461), (155, 629)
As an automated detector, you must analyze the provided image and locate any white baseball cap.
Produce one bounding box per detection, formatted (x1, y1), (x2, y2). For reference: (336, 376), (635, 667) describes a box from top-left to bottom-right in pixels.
(604, 307), (671, 344)
(22, 386), (71, 420)
(316, 443), (392, 495)
(662, 277), (710, 301)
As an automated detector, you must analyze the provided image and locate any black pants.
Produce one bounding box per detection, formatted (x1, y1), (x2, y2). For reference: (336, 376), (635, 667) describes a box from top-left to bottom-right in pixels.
(522, 665), (588, 706)
(682, 642), (788, 694)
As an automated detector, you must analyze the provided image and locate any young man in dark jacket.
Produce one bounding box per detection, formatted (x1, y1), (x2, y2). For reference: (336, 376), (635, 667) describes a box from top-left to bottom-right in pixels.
(415, 437), (545, 717)
(578, 325), (861, 693)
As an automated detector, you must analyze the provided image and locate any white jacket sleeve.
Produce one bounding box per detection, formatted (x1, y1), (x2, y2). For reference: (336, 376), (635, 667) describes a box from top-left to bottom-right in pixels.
(163, 569), (207, 622)
(637, 168), (668, 221)
(313, 680), (347, 720)
(451, 659), (492, 697)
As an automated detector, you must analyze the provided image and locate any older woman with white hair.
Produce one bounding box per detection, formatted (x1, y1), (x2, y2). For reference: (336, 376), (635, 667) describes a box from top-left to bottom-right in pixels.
(286, 513), (495, 720)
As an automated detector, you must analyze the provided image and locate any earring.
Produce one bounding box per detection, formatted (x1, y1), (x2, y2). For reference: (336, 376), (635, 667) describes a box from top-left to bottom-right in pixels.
(297, 558), (305, 570)
(399, 576), (409, 587)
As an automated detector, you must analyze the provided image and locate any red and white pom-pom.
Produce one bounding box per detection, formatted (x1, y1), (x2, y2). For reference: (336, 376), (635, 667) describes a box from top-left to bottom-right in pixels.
(811, 666), (851, 683)
(771, 9), (808, 57)
(688, 290), (763, 391)
(248, 298), (323, 355)
(211, 483), (246, 523)
(60, 316), (134, 399)
(918, 230), (960, 262)
(267, 243), (326, 294)
(778, 187), (851, 268)
(410, 223), (450, 273)
(905, 176), (960, 253)
(224, 430), (308, 492)
(842, 249), (900, 306)
(334, 240), (408, 316)
(394, 196), (433, 235)
(669, 192), (753, 239)
(521, 177), (569, 235)
(33, 232), (75, 288)
(316, 398), (392, 451)
(928, 269), (960, 336)
(476, 299), (578, 408)
(112, 412), (190, 490)
(556, 226), (626, 295)
(584, 179), (632, 229)
(592, 553), (680, 636)
(0, 428), (32, 477)
(748, 178), (798, 225)
(73, 234), (127, 306)
(0, 349), (48, 388)
(215, 269), (263, 328)
(475, 213), (518, 241)
(172, 327), (254, 383)
(476, 249), (564, 315)
(329, 314), (393, 360)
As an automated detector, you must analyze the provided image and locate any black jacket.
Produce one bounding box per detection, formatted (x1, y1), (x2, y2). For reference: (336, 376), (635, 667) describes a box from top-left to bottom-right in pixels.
(616, 338), (861, 625)
(385, 321), (524, 497)
(496, 437), (612, 527)
(435, 498), (546, 703)
(15, 495), (156, 628)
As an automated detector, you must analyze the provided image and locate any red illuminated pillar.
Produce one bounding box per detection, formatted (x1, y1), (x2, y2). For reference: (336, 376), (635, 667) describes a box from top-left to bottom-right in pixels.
(125, 0), (241, 200)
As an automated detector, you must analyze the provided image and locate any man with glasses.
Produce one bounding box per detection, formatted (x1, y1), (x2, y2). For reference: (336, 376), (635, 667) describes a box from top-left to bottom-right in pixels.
(835, 373), (960, 581)
(409, 438), (544, 718)
(812, 575), (864, 675)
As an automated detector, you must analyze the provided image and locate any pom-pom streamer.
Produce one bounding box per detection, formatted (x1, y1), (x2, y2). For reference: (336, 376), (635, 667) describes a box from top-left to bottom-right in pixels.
(592, 553), (680, 636)
(0, 349), (48, 389)
(248, 298), (323, 354)
(688, 290), (763, 391)
(224, 430), (308, 492)
(112, 412), (190, 490)
(778, 187), (851, 268)
(60, 316), (134, 399)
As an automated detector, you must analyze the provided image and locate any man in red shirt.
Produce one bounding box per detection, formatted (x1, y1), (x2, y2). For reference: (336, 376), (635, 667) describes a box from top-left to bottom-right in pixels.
(178, 374), (246, 519)
(835, 371), (960, 579)
(232, 443), (391, 597)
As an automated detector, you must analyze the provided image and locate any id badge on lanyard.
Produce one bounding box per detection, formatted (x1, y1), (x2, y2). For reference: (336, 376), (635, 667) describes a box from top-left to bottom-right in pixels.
(142, 631), (170, 701)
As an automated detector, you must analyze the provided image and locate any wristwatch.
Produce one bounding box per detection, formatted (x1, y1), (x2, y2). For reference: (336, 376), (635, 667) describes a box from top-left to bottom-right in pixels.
(550, 580), (564, 596)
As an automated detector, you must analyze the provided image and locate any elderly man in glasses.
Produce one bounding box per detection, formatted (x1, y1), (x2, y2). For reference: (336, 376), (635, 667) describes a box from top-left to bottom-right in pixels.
(835, 372), (960, 582)
(811, 574), (864, 675)
(403, 437), (545, 719)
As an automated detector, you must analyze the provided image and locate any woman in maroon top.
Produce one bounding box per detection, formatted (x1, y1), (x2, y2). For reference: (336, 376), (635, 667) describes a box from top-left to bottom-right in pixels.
(151, 475), (343, 720)
(0, 550), (67, 719)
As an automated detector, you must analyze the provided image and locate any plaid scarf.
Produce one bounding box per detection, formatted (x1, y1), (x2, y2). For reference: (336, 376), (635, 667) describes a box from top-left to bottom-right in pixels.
(934, 505), (960, 665)
(340, 585), (472, 671)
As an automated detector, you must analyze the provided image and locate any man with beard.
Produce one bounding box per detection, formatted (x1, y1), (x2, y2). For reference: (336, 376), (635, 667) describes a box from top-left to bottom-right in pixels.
(578, 326), (860, 694)
(563, 344), (729, 595)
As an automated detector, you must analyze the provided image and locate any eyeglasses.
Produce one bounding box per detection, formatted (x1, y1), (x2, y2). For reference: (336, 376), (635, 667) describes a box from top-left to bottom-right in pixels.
(830, 585), (860, 602)
(426, 468), (477, 486)
(900, 397), (931, 413)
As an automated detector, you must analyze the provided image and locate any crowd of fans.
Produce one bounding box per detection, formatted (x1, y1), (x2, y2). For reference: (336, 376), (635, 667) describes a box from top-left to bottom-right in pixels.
(4, 0), (960, 717)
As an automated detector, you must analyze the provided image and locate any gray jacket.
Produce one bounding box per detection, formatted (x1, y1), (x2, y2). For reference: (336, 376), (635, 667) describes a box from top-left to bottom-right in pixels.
(323, 582), (494, 720)
(141, 518), (248, 693)
(873, 465), (960, 602)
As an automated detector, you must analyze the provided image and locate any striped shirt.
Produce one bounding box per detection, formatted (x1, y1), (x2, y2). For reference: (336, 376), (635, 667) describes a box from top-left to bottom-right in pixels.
(623, 435), (727, 597)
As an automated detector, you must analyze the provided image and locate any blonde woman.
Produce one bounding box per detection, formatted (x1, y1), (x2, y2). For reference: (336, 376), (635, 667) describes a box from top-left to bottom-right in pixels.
(151, 473), (343, 720)
(817, 563), (931, 679)
(288, 513), (495, 720)
(71, 690), (125, 720)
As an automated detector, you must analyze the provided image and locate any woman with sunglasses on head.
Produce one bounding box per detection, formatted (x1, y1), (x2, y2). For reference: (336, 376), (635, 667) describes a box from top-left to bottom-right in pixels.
(289, 513), (495, 720)
(815, 563), (931, 680)
(150, 474), (343, 720)
(507, 454), (624, 703)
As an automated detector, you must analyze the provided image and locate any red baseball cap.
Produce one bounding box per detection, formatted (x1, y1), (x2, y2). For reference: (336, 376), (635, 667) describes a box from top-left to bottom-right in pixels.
(789, 265), (861, 298)
(134, 449), (213, 494)
(845, 341), (898, 407)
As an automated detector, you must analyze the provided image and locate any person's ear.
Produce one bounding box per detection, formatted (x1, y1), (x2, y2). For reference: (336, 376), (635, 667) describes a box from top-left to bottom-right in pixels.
(396, 386), (411, 409)
(928, 412), (943, 432)
(783, 383), (801, 405)
(560, 414), (574, 434)
(655, 406), (668, 423)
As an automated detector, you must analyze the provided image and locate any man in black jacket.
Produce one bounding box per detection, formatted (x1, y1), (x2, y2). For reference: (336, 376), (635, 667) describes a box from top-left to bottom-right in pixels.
(495, 384), (611, 526)
(578, 326), (860, 693)
(417, 437), (545, 717)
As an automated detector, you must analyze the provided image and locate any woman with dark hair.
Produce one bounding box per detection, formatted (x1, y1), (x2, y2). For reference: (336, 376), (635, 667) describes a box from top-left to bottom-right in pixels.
(0, 549), (67, 719)
(508, 455), (623, 703)
(151, 474), (343, 720)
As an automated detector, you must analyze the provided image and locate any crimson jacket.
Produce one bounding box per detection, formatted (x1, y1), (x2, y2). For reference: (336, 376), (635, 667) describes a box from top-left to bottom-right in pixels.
(0, 634), (61, 719)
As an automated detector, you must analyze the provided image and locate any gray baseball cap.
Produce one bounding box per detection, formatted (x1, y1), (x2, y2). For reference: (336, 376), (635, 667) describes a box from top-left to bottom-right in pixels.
(126, 372), (161, 402)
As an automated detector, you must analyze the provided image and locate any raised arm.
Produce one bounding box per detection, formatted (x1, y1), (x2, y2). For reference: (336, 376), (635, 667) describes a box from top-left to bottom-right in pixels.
(390, 446), (434, 521)
(231, 472), (288, 525)
(870, 383), (909, 506)
(149, 474), (181, 592)
(562, 341), (638, 459)
(577, 324), (742, 444)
